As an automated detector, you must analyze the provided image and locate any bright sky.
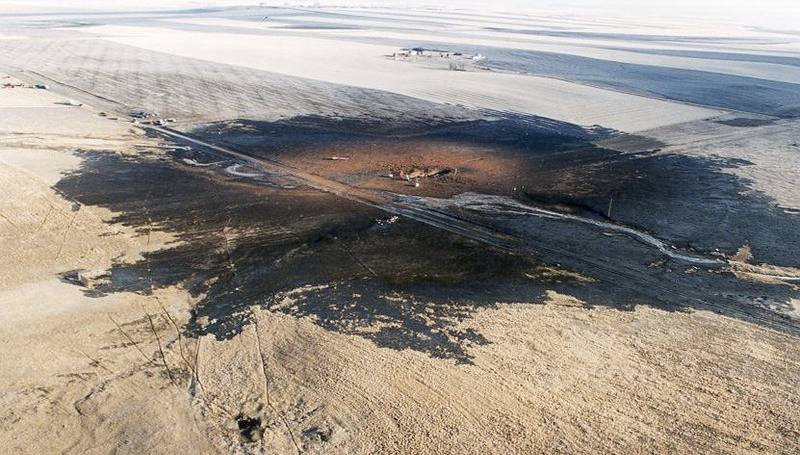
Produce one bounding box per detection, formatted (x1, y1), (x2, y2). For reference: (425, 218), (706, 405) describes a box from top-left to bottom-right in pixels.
(1, 0), (797, 29)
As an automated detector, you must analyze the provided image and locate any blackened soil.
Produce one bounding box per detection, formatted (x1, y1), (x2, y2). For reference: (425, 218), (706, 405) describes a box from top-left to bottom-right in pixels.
(56, 149), (552, 363)
(193, 117), (800, 267)
(55, 118), (800, 362)
(236, 416), (263, 443)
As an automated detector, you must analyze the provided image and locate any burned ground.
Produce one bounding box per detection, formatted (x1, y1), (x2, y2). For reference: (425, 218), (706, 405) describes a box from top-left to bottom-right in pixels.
(53, 118), (800, 364)
(194, 117), (800, 267)
(55, 148), (549, 362)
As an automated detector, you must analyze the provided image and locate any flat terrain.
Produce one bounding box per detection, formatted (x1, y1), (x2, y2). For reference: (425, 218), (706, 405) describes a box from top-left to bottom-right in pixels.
(1, 5), (799, 455)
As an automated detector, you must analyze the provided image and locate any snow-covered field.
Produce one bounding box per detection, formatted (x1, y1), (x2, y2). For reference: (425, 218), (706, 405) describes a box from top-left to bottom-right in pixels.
(80, 23), (720, 132)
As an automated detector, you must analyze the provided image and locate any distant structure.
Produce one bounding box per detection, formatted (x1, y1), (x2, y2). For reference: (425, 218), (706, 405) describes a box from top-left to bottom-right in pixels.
(392, 46), (487, 70)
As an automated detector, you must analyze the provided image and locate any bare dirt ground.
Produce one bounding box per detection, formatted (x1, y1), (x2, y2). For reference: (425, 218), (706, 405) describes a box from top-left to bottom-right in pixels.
(1, 6), (799, 455)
